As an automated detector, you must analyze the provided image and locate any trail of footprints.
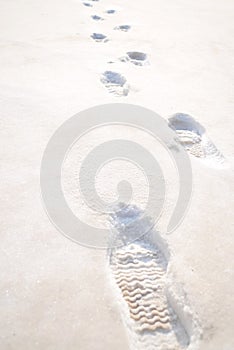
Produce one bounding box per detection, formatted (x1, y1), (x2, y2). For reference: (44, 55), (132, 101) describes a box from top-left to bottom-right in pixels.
(81, 0), (226, 167)
(109, 239), (190, 350)
(79, 0), (225, 347)
(81, 0), (148, 96)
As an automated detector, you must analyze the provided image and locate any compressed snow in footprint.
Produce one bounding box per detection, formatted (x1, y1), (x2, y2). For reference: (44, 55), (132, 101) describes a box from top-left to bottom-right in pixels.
(100, 71), (129, 96)
(108, 205), (193, 350)
(168, 113), (226, 166)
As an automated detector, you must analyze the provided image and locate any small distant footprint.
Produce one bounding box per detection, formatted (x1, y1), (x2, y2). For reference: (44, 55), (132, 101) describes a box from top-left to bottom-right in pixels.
(168, 113), (226, 166)
(91, 15), (104, 21)
(83, 2), (93, 7)
(114, 25), (131, 32)
(100, 71), (129, 96)
(91, 33), (108, 42)
(120, 51), (148, 66)
(106, 9), (116, 14)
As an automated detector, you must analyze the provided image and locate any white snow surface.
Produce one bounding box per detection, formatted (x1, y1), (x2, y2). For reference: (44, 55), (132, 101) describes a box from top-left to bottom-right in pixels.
(0, 0), (234, 349)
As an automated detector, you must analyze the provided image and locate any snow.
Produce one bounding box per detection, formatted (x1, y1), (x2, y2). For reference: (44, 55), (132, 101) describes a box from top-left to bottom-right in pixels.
(0, 0), (234, 349)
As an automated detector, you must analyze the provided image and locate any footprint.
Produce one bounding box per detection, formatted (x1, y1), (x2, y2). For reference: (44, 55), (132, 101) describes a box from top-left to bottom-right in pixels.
(120, 51), (148, 66)
(114, 25), (131, 32)
(91, 15), (104, 21)
(100, 71), (129, 96)
(83, 2), (93, 7)
(91, 33), (108, 42)
(106, 9), (116, 14)
(168, 113), (225, 166)
(108, 205), (194, 350)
